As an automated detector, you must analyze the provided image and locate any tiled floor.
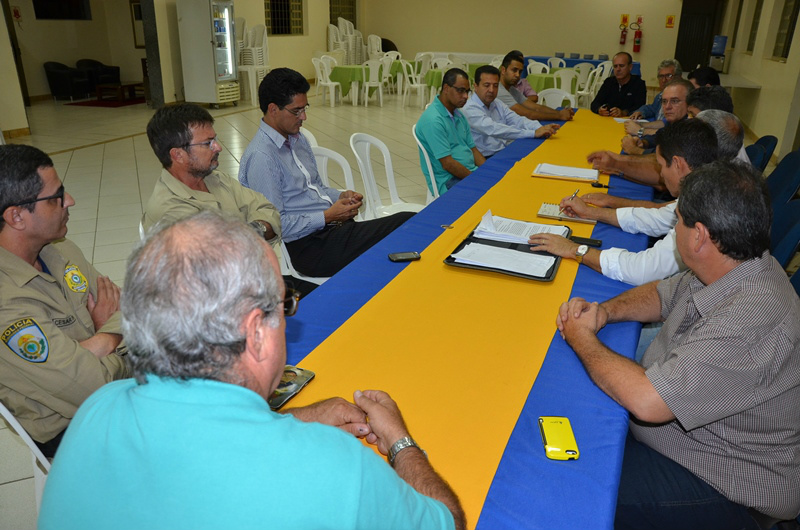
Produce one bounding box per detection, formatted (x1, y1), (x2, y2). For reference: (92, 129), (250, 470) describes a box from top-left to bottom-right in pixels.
(9, 88), (428, 286)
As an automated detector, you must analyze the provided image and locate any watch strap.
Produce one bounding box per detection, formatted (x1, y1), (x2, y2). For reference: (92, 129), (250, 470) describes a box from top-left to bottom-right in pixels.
(388, 436), (425, 466)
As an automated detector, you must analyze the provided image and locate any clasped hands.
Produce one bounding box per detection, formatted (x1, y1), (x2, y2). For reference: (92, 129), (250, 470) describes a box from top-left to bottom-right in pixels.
(555, 296), (609, 342)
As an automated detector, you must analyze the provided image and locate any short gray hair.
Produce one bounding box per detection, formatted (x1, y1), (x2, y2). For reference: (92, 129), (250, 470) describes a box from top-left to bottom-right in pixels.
(121, 210), (282, 384)
(658, 59), (682, 77)
(696, 109), (744, 161)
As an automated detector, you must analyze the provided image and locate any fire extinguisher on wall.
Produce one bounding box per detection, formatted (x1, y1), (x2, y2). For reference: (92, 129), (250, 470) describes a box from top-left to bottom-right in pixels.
(631, 22), (642, 52)
(619, 24), (628, 45)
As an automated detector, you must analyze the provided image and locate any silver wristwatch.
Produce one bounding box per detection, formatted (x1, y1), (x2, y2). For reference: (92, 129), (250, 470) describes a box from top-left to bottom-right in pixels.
(249, 220), (267, 239)
(637, 127), (644, 138)
(575, 244), (589, 264)
(388, 436), (425, 466)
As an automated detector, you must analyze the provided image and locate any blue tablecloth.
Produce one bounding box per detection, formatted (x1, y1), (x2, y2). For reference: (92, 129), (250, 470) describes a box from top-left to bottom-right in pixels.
(526, 55), (642, 76)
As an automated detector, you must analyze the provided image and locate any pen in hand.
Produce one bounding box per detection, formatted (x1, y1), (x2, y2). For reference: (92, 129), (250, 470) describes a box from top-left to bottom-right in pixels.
(559, 188), (580, 215)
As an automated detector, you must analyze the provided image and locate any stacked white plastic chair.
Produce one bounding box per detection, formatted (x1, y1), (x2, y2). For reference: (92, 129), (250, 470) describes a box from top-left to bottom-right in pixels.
(350, 133), (425, 220)
(239, 24), (269, 107)
(235, 17), (246, 64)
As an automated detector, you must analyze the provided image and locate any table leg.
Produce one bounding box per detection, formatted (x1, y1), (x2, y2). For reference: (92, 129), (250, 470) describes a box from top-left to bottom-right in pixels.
(351, 81), (359, 106)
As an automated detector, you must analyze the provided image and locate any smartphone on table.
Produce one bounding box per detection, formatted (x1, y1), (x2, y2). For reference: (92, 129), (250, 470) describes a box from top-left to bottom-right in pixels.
(538, 416), (580, 460)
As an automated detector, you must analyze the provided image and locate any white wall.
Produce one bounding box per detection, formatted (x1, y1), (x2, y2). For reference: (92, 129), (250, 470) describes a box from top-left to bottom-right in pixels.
(0, 15), (28, 134)
(361, 0), (684, 87)
(105, 0), (147, 82)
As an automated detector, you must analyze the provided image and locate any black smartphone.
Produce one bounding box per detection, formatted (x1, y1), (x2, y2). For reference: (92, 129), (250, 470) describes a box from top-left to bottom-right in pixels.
(569, 236), (602, 247)
(388, 252), (421, 262)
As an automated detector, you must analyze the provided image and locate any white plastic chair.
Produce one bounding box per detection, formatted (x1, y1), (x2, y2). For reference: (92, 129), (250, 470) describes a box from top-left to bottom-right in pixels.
(280, 240), (329, 286)
(349, 133), (425, 219)
(400, 59), (427, 109)
(597, 60), (613, 78)
(379, 54), (396, 94)
(311, 57), (341, 107)
(489, 54), (504, 68)
(367, 34), (382, 60)
(412, 124), (439, 203)
(538, 88), (576, 109)
(573, 62), (595, 90)
(553, 69), (578, 95)
(0, 401), (50, 513)
(577, 67), (601, 108)
(300, 128), (318, 147)
(447, 54), (468, 72)
(311, 146), (362, 222)
(547, 57), (566, 69)
(361, 59), (383, 107)
(384, 50), (401, 62)
(432, 57), (452, 70)
(526, 60), (549, 75)
(320, 54), (338, 72)
(414, 52), (434, 77)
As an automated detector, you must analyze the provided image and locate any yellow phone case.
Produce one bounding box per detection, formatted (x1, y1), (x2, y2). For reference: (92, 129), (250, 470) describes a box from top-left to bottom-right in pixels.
(538, 416), (580, 460)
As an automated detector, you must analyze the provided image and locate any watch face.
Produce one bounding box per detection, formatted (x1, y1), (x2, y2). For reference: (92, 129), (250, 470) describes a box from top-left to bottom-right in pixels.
(577, 245), (589, 256)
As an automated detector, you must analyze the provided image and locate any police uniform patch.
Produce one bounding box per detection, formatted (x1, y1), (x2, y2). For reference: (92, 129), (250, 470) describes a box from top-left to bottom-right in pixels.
(2, 318), (49, 363)
(64, 264), (88, 293)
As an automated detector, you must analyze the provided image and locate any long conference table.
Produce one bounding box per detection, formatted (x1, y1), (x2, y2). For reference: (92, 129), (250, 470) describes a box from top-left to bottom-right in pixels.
(285, 111), (654, 529)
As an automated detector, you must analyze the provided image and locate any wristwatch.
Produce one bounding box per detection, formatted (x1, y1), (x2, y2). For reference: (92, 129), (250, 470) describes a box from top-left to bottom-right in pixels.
(637, 127), (644, 138)
(575, 244), (589, 264)
(249, 220), (267, 239)
(388, 436), (426, 466)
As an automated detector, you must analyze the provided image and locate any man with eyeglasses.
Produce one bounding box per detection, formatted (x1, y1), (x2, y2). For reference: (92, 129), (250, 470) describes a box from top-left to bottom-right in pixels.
(629, 59), (682, 121)
(239, 68), (414, 278)
(39, 211), (466, 530)
(621, 78), (693, 155)
(415, 67), (485, 196)
(0, 144), (130, 458)
(591, 51), (647, 117)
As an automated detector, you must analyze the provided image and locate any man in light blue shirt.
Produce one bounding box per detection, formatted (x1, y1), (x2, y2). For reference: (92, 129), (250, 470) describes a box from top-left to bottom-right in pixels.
(462, 65), (559, 157)
(415, 68), (485, 196)
(629, 59), (682, 121)
(239, 68), (413, 278)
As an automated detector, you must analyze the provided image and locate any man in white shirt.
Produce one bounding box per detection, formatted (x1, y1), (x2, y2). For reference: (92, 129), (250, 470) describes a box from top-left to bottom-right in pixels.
(528, 119), (719, 285)
(461, 65), (559, 157)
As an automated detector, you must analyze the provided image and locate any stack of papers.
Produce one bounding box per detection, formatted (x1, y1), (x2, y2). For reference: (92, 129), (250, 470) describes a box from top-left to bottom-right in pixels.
(451, 243), (555, 277)
(472, 210), (569, 243)
(532, 163), (598, 182)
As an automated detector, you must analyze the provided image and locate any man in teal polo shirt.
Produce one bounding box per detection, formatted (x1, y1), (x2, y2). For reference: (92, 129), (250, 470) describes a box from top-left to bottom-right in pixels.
(415, 68), (485, 196)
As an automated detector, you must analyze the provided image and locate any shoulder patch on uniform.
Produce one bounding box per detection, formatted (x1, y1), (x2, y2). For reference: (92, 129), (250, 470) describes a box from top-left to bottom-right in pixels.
(1, 318), (49, 363)
(64, 264), (88, 293)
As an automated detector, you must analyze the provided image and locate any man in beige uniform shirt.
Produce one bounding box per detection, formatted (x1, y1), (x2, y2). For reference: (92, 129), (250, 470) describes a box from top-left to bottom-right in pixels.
(0, 145), (129, 457)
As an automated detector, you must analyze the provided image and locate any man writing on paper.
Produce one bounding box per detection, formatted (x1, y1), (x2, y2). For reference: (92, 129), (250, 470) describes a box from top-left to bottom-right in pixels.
(462, 65), (560, 158)
(496, 53), (575, 122)
(590, 52), (647, 117)
(528, 119), (718, 286)
(416, 68), (486, 196)
(39, 211), (466, 530)
(556, 161), (800, 530)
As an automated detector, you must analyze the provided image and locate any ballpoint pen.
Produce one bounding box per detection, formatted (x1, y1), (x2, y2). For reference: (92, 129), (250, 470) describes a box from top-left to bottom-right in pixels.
(559, 188), (580, 215)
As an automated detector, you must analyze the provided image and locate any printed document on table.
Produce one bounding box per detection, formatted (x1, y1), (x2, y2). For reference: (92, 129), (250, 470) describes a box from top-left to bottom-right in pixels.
(532, 163), (599, 182)
(451, 242), (555, 277)
(473, 210), (569, 244)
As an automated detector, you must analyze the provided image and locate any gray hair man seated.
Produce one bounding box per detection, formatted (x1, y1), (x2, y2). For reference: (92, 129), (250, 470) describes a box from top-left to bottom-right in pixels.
(39, 211), (465, 530)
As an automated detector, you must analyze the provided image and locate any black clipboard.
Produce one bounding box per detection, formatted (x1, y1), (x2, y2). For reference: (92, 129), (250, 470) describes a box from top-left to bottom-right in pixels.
(444, 226), (572, 282)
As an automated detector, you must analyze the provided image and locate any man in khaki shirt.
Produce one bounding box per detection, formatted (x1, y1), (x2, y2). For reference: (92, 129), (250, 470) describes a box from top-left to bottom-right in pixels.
(0, 145), (130, 457)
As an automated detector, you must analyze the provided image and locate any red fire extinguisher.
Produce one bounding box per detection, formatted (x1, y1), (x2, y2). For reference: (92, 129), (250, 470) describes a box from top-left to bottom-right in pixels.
(631, 22), (642, 52)
(619, 24), (628, 45)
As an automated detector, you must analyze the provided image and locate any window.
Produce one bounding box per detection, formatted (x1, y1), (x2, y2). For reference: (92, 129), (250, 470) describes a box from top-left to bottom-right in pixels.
(265, 0), (303, 36)
(330, 0), (356, 27)
(747, 0), (764, 52)
(731, 0), (744, 48)
(773, 0), (800, 59)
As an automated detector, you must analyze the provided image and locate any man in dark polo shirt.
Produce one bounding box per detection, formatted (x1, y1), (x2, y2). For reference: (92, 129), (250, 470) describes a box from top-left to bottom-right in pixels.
(591, 52), (647, 117)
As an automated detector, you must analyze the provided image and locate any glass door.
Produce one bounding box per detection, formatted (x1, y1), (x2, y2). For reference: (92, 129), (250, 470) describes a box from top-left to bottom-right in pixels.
(212, 1), (236, 81)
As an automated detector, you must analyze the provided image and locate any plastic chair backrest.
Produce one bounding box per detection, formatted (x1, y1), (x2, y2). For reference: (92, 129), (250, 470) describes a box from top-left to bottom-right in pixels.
(328, 24), (341, 48)
(311, 57), (325, 82)
(755, 135), (778, 163)
(350, 133), (403, 218)
(0, 400), (50, 512)
(412, 124), (439, 201)
(745, 144), (767, 172)
(311, 145), (358, 205)
(573, 62), (595, 89)
(767, 150), (800, 205)
(415, 52), (434, 76)
(548, 57), (566, 69)
(538, 88), (575, 109)
(553, 69), (578, 93)
(363, 59), (382, 84)
(400, 59), (421, 85)
(235, 17), (246, 43)
(447, 54), (468, 71)
(300, 128), (318, 147)
(320, 54), (338, 71)
(367, 34), (382, 55)
(597, 60), (613, 78)
(527, 60), (549, 75)
(384, 50), (401, 62)
(432, 58), (452, 69)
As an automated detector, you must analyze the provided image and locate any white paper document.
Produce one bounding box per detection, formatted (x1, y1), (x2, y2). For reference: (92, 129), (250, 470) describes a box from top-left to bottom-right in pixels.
(451, 242), (555, 277)
(613, 118), (649, 124)
(533, 163), (598, 181)
(473, 210), (569, 244)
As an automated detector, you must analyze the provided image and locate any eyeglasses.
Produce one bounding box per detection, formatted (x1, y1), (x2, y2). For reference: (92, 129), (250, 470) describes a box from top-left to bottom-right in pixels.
(13, 185), (65, 208)
(661, 98), (684, 106)
(657, 73), (675, 80)
(449, 86), (471, 95)
(283, 288), (300, 317)
(183, 137), (221, 150)
(281, 104), (310, 117)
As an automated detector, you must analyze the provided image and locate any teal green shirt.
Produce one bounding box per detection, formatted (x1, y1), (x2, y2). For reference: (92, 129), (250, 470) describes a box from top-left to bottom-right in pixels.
(39, 376), (454, 530)
(416, 97), (477, 196)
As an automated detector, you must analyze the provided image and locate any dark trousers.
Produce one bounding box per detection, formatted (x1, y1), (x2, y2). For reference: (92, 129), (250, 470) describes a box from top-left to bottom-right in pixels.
(35, 428), (65, 458)
(285, 212), (414, 277)
(615, 432), (766, 530)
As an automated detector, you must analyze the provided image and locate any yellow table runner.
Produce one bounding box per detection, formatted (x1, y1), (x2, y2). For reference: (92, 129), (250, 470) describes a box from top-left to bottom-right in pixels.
(289, 112), (622, 528)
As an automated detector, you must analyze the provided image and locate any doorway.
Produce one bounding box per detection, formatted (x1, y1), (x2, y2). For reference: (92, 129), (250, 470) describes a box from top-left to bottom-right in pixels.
(1, 0), (30, 105)
(674, 0), (727, 72)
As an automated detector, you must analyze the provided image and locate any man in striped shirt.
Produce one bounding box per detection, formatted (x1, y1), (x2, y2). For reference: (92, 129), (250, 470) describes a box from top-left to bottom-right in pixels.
(556, 160), (800, 529)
